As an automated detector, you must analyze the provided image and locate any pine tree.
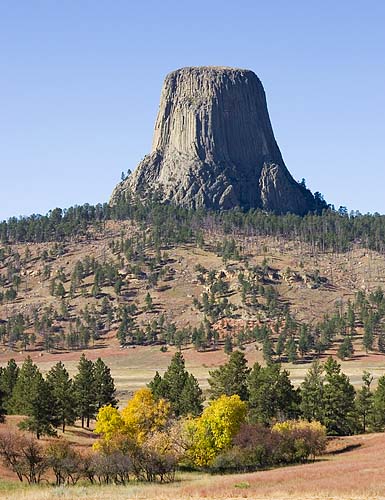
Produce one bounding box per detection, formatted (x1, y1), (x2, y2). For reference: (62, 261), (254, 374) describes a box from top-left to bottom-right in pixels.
(248, 362), (298, 424)
(371, 375), (385, 430)
(179, 373), (203, 416)
(19, 377), (58, 439)
(355, 371), (374, 433)
(286, 337), (298, 363)
(208, 351), (250, 401)
(0, 386), (5, 423)
(262, 336), (273, 364)
(160, 352), (187, 410)
(298, 325), (311, 357)
(144, 292), (153, 312)
(337, 336), (354, 360)
(363, 320), (374, 353)
(378, 333), (385, 353)
(73, 354), (96, 428)
(46, 361), (76, 432)
(300, 359), (324, 422)
(149, 352), (203, 417)
(322, 357), (355, 435)
(93, 358), (118, 410)
(224, 334), (233, 354)
(0, 358), (19, 410)
(275, 331), (286, 360)
(8, 356), (41, 415)
(148, 371), (163, 399)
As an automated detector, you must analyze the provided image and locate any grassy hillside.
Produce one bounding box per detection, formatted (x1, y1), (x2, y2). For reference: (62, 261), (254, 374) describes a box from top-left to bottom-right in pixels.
(2, 205), (385, 395)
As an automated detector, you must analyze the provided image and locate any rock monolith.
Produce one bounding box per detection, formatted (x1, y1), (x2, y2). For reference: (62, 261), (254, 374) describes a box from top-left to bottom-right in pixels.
(111, 66), (316, 214)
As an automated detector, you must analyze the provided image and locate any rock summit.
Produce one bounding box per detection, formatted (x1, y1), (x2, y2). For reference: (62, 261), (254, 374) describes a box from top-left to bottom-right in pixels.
(111, 66), (317, 214)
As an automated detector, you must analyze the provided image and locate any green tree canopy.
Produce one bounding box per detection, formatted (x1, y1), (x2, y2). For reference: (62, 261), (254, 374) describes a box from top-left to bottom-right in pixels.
(73, 354), (96, 428)
(248, 362), (299, 424)
(322, 357), (355, 435)
(46, 361), (76, 432)
(93, 358), (118, 410)
(208, 351), (250, 401)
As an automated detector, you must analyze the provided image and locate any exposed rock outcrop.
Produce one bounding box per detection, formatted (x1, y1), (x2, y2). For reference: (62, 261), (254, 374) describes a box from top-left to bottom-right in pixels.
(111, 66), (316, 214)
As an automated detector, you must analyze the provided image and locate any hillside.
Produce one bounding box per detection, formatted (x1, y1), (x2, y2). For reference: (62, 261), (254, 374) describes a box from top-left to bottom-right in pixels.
(2, 206), (385, 398)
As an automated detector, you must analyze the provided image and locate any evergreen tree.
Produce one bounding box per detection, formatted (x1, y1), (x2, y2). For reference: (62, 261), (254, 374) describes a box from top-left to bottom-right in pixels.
(298, 325), (311, 357)
(378, 333), (385, 353)
(149, 352), (203, 416)
(355, 371), (374, 433)
(363, 320), (374, 352)
(208, 351), (250, 401)
(322, 357), (355, 435)
(179, 373), (203, 416)
(262, 336), (273, 364)
(148, 371), (163, 399)
(224, 334), (233, 354)
(19, 377), (58, 439)
(46, 361), (76, 432)
(371, 375), (385, 430)
(275, 331), (286, 360)
(337, 336), (354, 360)
(8, 356), (41, 415)
(286, 337), (298, 363)
(0, 386), (5, 423)
(93, 358), (118, 410)
(0, 358), (19, 410)
(300, 360), (324, 422)
(248, 362), (299, 424)
(73, 354), (96, 428)
(144, 292), (153, 312)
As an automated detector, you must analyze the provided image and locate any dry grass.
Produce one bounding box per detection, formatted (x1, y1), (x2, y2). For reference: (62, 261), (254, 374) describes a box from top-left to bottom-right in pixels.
(1, 432), (385, 499)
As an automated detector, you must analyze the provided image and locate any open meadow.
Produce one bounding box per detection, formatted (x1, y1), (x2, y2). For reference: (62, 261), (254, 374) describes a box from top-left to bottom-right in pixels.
(0, 430), (385, 500)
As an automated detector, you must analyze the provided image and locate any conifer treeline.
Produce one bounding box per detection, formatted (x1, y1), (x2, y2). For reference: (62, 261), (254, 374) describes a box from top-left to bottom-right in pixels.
(0, 354), (116, 438)
(2, 196), (385, 253)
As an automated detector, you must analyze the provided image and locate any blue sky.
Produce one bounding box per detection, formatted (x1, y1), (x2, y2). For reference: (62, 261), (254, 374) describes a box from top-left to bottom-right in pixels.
(0, 0), (384, 219)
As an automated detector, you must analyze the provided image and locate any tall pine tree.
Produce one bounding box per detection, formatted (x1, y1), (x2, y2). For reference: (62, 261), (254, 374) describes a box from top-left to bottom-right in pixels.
(73, 354), (96, 428)
(322, 357), (355, 435)
(93, 358), (118, 410)
(8, 356), (41, 415)
(355, 371), (374, 433)
(300, 360), (324, 422)
(148, 352), (203, 416)
(0, 358), (19, 411)
(208, 350), (250, 401)
(19, 377), (59, 439)
(248, 362), (299, 424)
(46, 361), (76, 432)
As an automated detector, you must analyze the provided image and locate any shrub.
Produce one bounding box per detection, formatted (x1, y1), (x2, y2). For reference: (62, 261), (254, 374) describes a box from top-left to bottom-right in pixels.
(272, 420), (327, 463)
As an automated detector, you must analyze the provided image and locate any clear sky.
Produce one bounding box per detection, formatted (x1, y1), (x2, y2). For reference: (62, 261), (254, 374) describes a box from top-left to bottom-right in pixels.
(1, 0), (384, 220)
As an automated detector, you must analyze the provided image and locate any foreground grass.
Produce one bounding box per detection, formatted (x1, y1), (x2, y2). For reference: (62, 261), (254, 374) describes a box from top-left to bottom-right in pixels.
(0, 451), (384, 500)
(2, 434), (385, 499)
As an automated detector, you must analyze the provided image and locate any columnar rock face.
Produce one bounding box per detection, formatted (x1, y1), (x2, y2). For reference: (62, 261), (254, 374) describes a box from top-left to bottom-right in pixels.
(111, 66), (316, 214)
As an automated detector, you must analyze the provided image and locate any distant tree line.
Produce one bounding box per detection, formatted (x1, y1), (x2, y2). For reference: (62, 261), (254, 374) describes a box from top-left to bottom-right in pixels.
(2, 194), (385, 253)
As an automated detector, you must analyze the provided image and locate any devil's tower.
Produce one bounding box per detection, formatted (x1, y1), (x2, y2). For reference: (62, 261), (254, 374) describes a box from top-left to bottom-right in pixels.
(111, 66), (316, 214)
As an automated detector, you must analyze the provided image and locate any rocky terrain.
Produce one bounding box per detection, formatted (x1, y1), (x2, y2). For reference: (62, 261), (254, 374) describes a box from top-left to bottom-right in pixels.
(111, 66), (317, 214)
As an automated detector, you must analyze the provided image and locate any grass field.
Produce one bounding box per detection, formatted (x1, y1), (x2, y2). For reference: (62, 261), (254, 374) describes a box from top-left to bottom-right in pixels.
(1, 433), (385, 499)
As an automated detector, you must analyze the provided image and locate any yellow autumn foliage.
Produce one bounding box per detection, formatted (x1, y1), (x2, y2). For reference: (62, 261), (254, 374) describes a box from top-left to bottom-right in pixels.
(187, 394), (247, 467)
(94, 388), (170, 449)
(272, 419), (326, 435)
